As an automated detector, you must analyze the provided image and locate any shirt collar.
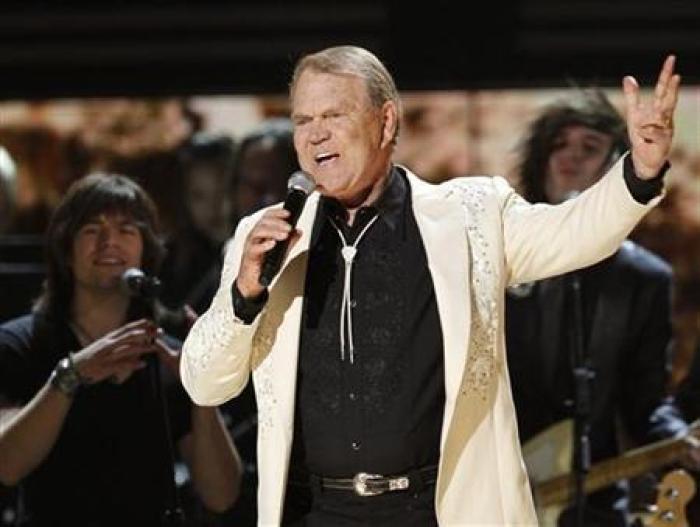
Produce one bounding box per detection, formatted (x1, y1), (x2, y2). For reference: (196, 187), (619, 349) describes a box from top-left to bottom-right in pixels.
(318, 165), (406, 233)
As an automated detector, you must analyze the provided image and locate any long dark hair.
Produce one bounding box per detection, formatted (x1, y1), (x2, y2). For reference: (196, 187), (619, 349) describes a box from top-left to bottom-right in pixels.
(34, 173), (165, 319)
(517, 88), (629, 204)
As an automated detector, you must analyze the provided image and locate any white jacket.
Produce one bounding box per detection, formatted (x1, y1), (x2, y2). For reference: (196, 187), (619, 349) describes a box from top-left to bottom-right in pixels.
(181, 158), (661, 526)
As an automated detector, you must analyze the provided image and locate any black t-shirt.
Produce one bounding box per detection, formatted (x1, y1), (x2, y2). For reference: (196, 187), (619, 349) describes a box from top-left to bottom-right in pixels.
(0, 313), (192, 527)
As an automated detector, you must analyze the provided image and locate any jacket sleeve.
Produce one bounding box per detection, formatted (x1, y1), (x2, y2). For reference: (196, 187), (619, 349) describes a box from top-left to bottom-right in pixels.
(180, 215), (262, 406)
(502, 154), (663, 286)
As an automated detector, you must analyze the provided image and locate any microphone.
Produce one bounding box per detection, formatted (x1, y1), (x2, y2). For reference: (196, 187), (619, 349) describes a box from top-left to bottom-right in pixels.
(259, 171), (315, 287)
(121, 268), (162, 299)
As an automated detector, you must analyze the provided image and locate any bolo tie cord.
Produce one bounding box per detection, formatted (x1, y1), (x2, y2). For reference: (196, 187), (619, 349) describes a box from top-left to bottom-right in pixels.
(328, 214), (379, 364)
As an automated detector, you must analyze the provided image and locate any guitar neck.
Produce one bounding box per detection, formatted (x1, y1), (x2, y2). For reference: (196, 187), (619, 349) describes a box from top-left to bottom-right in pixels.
(536, 436), (688, 507)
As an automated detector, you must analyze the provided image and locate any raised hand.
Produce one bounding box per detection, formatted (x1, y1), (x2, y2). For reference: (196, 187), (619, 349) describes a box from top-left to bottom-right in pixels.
(623, 55), (681, 180)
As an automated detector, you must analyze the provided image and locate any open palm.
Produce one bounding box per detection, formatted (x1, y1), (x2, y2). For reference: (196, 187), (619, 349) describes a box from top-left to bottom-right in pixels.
(623, 55), (681, 180)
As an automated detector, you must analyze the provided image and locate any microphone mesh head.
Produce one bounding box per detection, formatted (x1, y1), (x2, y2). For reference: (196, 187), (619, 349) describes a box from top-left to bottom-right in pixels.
(122, 267), (144, 284)
(287, 171), (315, 195)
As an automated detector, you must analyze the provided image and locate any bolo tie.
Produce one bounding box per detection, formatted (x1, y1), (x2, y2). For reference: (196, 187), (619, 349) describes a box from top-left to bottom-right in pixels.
(327, 213), (379, 364)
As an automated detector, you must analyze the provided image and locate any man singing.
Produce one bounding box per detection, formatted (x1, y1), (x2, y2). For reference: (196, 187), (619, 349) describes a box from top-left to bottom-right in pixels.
(181, 46), (680, 525)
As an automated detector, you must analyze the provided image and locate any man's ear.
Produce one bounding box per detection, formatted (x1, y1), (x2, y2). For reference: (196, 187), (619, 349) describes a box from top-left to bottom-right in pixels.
(379, 101), (398, 149)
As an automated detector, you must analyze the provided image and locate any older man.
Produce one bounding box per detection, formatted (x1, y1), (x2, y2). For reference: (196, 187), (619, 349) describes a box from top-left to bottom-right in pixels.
(181, 46), (680, 525)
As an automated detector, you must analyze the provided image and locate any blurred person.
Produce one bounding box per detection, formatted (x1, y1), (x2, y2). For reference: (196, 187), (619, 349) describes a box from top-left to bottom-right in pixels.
(233, 117), (300, 222)
(159, 133), (236, 316)
(181, 46), (679, 525)
(0, 146), (18, 234)
(0, 173), (241, 527)
(505, 89), (694, 526)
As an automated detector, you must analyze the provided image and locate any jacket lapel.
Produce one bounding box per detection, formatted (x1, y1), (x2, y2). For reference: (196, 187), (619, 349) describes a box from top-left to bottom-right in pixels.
(407, 171), (471, 439)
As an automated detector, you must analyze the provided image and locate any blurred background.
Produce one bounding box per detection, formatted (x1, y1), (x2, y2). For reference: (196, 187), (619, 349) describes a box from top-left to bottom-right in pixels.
(0, 1), (698, 525)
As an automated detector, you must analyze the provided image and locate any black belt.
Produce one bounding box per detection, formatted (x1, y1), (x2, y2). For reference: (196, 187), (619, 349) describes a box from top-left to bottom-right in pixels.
(291, 465), (438, 497)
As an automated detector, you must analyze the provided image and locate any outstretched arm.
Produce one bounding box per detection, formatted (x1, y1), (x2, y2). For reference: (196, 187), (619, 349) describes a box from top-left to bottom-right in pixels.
(505, 56), (681, 285)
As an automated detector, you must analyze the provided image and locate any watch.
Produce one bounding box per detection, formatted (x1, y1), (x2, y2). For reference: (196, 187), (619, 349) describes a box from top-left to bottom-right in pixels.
(50, 354), (83, 396)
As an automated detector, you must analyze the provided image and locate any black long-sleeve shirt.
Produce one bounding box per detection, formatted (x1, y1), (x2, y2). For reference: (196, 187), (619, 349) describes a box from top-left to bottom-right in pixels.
(287, 168), (445, 477)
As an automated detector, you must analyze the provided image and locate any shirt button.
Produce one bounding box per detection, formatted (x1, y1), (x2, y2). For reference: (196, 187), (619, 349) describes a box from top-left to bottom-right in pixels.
(348, 392), (356, 401)
(351, 441), (361, 451)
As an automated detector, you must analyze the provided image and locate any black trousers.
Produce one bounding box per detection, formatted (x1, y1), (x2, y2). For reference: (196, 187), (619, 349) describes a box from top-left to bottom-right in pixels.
(282, 480), (438, 527)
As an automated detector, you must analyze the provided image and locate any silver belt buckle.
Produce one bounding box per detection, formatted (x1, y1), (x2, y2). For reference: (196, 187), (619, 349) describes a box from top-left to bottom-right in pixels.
(352, 472), (410, 496)
(353, 472), (384, 496)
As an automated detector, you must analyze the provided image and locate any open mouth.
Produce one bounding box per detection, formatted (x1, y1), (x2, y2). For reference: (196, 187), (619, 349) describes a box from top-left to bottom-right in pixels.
(315, 152), (339, 166)
(93, 257), (126, 266)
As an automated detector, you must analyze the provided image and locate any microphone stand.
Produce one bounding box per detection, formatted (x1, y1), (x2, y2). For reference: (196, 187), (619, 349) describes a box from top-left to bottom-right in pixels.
(568, 271), (595, 527)
(135, 294), (186, 527)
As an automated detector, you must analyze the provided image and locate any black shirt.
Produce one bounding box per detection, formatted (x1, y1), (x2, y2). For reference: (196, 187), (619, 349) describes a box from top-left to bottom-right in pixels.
(0, 313), (191, 527)
(286, 167), (445, 477)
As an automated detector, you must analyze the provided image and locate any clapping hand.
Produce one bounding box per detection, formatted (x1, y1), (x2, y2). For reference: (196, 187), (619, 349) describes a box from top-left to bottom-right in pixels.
(71, 319), (159, 385)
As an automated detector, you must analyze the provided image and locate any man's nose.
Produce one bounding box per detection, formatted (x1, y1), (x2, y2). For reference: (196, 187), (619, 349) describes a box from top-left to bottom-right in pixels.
(565, 145), (586, 161)
(309, 120), (330, 144)
(97, 226), (117, 247)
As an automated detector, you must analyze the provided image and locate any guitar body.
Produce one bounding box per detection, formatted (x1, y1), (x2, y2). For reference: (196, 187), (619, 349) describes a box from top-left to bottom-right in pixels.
(522, 419), (573, 524)
(523, 419), (700, 526)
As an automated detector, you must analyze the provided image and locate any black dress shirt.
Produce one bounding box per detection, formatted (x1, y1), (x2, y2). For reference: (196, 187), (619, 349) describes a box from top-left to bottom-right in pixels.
(288, 167), (445, 477)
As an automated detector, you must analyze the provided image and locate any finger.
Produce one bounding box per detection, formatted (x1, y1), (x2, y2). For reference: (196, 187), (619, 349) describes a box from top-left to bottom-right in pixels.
(622, 76), (640, 112)
(246, 238), (277, 259)
(108, 319), (157, 339)
(250, 218), (293, 241)
(153, 338), (178, 356)
(109, 341), (160, 360)
(109, 327), (158, 348)
(86, 328), (152, 359)
(661, 73), (681, 117)
(654, 55), (674, 100)
(182, 304), (198, 328)
(654, 55), (676, 100)
(263, 208), (291, 220)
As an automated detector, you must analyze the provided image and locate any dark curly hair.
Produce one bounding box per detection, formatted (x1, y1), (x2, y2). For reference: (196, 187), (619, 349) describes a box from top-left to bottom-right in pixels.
(517, 88), (629, 204)
(34, 173), (165, 318)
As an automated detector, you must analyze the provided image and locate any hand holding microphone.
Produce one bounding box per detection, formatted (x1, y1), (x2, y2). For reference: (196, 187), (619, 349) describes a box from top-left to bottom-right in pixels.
(236, 171), (314, 298)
